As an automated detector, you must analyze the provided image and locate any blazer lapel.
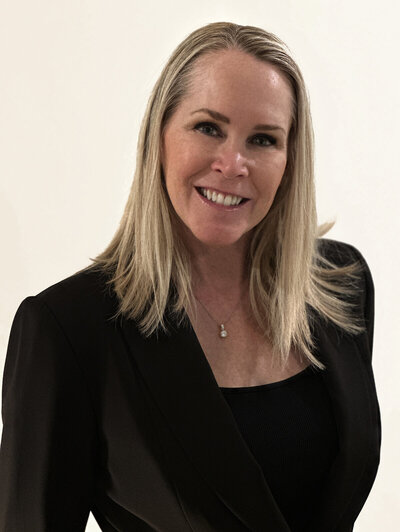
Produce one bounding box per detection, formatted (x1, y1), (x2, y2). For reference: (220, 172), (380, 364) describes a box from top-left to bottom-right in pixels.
(307, 318), (379, 531)
(121, 312), (291, 531)
(121, 308), (379, 531)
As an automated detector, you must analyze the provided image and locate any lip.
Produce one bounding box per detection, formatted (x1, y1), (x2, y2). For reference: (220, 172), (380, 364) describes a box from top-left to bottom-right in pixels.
(195, 185), (250, 200)
(194, 186), (250, 210)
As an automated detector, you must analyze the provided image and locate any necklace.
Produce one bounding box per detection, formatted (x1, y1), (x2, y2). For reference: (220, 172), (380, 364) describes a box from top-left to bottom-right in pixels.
(194, 294), (242, 339)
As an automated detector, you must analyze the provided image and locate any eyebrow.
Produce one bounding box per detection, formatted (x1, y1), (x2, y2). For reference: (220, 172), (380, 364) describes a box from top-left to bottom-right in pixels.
(191, 108), (287, 135)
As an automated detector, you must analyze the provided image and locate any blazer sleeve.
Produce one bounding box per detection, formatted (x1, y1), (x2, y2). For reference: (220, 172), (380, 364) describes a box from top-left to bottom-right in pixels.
(347, 243), (375, 358)
(0, 296), (97, 531)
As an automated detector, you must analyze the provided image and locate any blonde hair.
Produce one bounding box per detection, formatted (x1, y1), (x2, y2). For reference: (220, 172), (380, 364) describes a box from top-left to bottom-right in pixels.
(89, 22), (365, 370)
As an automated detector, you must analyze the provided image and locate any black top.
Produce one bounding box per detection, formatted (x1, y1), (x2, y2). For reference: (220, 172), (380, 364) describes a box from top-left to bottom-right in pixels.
(0, 238), (381, 531)
(219, 364), (339, 532)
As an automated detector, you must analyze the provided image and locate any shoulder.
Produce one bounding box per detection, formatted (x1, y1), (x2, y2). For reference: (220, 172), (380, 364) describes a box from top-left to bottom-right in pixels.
(316, 237), (368, 267)
(316, 237), (375, 352)
(13, 266), (119, 354)
(34, 265), (117, 318)
(316, 237), (374, 293)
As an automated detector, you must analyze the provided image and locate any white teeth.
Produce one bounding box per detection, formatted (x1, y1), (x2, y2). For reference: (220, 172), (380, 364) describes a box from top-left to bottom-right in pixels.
(199, 187), (244, 207)
(223, 195), (232, 206)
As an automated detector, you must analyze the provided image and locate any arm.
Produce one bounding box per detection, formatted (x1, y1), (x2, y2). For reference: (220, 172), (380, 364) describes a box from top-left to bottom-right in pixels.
(359, 250), (375, 357)
(0, 296), (97, 531)
(346, 243), (375, 358)
(319, 238), (375, 359)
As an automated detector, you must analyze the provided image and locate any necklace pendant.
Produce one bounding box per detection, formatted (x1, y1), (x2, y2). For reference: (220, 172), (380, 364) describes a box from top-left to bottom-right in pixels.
(219, 324), (228, 338)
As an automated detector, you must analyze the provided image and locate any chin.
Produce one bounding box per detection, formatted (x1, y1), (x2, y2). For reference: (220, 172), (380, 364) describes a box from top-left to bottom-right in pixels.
(178, 219), (251, 249)
(192, 229), (250, 249)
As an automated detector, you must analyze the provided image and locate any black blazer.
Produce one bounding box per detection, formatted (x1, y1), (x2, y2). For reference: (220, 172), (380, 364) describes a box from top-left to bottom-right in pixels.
(0, 238), (381, 532)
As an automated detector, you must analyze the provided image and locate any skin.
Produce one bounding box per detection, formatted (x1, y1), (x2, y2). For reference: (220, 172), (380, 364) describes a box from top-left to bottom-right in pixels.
(161, 49), (304, 384)
(161, 48), (293, 262)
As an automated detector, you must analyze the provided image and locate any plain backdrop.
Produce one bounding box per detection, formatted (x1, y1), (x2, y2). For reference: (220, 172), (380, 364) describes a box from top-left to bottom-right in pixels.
(1, 1), (399, 530)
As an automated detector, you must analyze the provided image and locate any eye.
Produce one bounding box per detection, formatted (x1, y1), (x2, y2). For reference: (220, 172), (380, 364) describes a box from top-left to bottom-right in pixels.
(194, 122), (221, 137)
(251, 135), (277, 147)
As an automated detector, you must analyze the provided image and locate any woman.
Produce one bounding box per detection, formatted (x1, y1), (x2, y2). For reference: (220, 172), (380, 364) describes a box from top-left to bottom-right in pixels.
(0, 22), (380, 532)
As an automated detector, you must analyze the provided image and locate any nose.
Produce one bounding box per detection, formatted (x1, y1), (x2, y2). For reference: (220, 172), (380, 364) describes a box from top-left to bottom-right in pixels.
(210, 144), (249, 179)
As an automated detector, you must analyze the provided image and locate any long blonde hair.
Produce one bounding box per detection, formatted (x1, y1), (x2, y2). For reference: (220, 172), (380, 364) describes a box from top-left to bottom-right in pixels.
(89, 22), (365, 370)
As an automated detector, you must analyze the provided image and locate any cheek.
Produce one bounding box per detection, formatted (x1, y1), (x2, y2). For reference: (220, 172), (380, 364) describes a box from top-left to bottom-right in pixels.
(167, 145), (208, 188)
(260, 154), (287, 189)
(274, 150), (288, 175)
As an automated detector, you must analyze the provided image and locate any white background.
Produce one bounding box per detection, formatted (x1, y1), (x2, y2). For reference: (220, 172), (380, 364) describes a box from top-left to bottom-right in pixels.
(1, 1), (399, 530)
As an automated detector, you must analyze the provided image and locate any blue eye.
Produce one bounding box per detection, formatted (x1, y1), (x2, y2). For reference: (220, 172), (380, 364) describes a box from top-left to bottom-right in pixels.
(251, 135), (276, 147)
(194, 122), (220, 137)
(194, 121), (277, 147)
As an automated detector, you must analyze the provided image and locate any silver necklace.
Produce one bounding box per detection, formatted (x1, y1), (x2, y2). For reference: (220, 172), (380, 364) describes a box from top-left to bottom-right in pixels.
(194, 294), (242, 339)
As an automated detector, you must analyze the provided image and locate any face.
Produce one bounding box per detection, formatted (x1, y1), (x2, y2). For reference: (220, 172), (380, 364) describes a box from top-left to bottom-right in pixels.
(161, 48), (293, 250)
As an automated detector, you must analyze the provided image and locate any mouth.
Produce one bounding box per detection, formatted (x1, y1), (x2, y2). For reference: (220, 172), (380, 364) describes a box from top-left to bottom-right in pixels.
(195, 186), (250, 208)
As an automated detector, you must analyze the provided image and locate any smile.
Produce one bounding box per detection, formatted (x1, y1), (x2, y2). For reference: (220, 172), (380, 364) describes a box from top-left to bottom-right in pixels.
(196, 187), (248, 207)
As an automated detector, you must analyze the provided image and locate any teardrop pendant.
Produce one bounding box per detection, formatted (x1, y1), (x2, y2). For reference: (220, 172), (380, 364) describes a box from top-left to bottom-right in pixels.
(219, 324), (228, 338)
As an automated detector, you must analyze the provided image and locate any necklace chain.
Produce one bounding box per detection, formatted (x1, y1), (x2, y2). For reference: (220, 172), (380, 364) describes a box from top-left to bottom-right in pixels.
(194, 294), (242, 339)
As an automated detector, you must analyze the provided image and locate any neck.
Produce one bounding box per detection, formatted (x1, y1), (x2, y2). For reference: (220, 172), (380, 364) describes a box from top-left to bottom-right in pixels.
(188, 238), (250, 297)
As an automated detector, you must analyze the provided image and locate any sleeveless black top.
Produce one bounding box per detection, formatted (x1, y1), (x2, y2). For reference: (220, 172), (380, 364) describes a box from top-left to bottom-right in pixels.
(219, 364), (339, 532)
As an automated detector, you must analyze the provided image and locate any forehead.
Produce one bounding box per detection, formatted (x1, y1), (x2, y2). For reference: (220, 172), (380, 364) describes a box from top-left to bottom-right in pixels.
(178, 49), (293, 128)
